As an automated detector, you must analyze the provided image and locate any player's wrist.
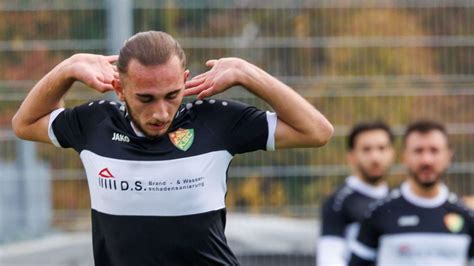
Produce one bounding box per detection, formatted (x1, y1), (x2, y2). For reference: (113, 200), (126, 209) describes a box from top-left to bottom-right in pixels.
(233, 59), (257, 87)
(60, 54), (85, 82)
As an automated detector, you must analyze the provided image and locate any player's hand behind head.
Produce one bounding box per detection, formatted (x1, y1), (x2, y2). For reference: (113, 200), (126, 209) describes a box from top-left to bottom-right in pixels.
(68, 53), (119, 93)
(184, 58), (246, 99)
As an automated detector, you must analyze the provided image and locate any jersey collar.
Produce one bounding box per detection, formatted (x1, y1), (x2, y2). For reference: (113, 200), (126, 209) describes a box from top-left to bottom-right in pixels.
(400, 181), (449, 208)
(346, 176), (389, 199)
(130, 121), (146, 137)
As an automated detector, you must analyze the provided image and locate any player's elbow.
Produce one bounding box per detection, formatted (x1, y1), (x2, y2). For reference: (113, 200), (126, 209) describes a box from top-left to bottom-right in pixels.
(310, 121), (334, 147)
(11, 114), (29, 140)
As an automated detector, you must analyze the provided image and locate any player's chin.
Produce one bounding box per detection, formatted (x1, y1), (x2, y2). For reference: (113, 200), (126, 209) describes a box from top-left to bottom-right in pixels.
(414, 173), (440, 187)
(366, 168), (386, 179)
(143, 127), (170, 138)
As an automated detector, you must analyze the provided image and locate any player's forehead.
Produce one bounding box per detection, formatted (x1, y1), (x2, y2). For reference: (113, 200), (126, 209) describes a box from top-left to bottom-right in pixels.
(353, 129), (391, 148)
(404, 130), (448, 150)
(123, 57), (184, 95)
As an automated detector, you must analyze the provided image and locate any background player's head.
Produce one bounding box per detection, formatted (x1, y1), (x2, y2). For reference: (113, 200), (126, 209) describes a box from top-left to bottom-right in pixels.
(347, 120), (395, 185)
(402, 120), (453, 189)
(113, 31), (189, 138)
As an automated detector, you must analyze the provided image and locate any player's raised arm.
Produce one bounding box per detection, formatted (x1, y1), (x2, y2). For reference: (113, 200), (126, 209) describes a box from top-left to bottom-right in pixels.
(184, 58), (334, 149)
(11, 54), (118, 144)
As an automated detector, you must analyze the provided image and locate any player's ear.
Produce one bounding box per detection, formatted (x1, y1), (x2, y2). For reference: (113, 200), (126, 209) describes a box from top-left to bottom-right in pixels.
(347, 151), (354, 165)
(388, 145), (396, 163)
(184, 70), (190, 82)
(112, 78), (125, 101)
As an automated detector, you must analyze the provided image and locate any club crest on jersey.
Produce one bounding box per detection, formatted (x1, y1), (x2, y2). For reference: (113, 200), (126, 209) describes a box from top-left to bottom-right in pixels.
(169, 128), (194, 151)
(444, 213), (464, 233)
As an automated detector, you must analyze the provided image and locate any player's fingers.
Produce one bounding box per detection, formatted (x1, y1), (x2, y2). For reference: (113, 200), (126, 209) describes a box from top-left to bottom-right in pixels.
(106, 55), (119, 63)
(183, 86), (204, 96)
(88, 77), (112, 93)
(191, 72), (209, 80)
(100, 84), (115, 92)
(185, 78), (205, 88)
(197, 86), (215, 100)
(205, 60), (218, 68)
(185, 81), (213, 96)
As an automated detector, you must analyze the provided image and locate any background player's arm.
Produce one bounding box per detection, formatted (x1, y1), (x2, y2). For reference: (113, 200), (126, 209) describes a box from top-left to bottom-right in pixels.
(11, 54), (118, 143)
(348, 215), (379, 266)
(184, 58), (334, 149)
(317, 198), (349, 266)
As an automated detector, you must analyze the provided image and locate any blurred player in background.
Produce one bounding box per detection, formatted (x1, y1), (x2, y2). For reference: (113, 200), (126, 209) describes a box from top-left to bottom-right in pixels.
(11, 31), (333, 265)
(317, 121), (395, 266)
(350, 120), (474, 266)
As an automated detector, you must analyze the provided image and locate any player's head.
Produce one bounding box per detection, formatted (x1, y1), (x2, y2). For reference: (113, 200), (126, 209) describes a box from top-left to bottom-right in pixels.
(347, 120), (395, 185)
(113, 31), (189, 138)
(402, 120), (453, 189)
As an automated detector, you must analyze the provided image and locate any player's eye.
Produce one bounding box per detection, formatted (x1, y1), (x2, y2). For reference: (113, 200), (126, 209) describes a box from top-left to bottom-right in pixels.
(138, 95), (153, 103)
(166, 92), (179, 100)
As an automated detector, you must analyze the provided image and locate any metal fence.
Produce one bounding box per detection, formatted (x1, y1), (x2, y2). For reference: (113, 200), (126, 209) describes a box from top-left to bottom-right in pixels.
(2, 0), (474, 265)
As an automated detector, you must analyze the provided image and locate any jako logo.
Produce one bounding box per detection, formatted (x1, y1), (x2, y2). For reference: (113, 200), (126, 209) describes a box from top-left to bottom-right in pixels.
(112, 132), (130, 143)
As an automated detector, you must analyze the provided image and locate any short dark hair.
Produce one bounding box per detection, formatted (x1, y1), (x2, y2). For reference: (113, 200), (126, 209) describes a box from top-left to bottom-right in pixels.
(347, 120), (394, 150)
(117, 31), (186, 74)
(403, 120), (449, 146)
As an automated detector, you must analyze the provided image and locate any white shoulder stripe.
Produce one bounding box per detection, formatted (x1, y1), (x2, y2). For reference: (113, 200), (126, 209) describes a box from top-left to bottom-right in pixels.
(48, 108), (65, 148)
(317, 236), (348, 266)
(266, 111), (277, 151)
(349, 240), (377, 261)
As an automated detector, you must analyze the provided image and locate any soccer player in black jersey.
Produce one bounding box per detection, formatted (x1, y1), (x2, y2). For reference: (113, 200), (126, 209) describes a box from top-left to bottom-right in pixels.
(11, 31), (333, 266)
(317, 121), (395, 266)
(350, 120), (474, 266)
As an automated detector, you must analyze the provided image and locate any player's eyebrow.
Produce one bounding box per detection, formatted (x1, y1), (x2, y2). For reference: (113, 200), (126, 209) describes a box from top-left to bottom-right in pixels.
(165, 89), (181, 96)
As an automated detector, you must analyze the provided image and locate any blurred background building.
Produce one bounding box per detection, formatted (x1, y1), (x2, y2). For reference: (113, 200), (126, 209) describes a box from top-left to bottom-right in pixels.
(1, 0), (474, 265)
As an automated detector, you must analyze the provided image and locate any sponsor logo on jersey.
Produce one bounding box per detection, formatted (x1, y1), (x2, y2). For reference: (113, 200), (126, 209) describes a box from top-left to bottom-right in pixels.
(444, 213), (464, 233)
(98, 168), (118, 190)
(169, 128), (194, 151)
(97, 168), (143, 191)
(112, 132), (130, 143)
(99, 168), (114, 178)
(398, 244), (411, 255)
(97, 167), (204, 193)
(398, 215), (420, 227)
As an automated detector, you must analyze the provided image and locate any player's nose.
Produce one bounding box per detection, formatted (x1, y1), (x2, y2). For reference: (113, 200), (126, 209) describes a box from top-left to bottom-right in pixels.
(151, 101), (170, 122)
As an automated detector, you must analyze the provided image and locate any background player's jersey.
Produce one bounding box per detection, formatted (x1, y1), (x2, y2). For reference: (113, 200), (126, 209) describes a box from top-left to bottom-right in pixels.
(317, 176), (389, 266)
(48, 98), (277, 266)
(350, 182), (474, 266)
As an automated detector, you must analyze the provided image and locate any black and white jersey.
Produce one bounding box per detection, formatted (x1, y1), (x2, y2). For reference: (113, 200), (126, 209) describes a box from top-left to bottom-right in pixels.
(349, 182), (474, 266)
(317, 176), (389, 266)
(48, 98), (277, 266)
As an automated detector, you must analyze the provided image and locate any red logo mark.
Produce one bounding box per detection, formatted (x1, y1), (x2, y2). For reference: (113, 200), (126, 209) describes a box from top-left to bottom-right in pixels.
(98, 168), (114, 178)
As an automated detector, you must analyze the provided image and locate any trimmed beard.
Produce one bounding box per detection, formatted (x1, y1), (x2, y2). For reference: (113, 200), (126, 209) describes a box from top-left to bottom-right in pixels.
(408, 168), (444, 189)
(125, 100), (166, 139)
(356, 164), (385, 185)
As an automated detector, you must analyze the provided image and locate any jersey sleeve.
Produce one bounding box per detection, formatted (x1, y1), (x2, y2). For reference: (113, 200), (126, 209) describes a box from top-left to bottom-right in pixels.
(48, 101), (108, 152)
(317, 196), (349, 266)
(195, 99), (277, 155)
(320, 196), (346, 237)
(468, 213), (474, 259)
(348, 210), (379, 266)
